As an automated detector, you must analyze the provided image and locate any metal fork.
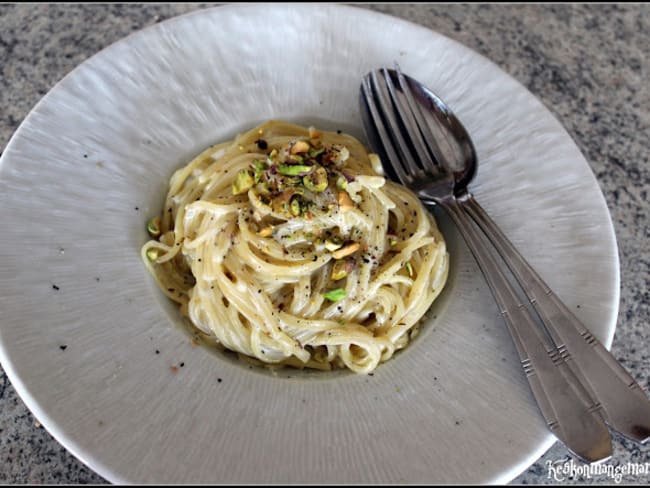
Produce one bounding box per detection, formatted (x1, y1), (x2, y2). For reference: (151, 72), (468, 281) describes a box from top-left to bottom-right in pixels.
(374, 67), (650, 450)
(359, 67), (645, 463)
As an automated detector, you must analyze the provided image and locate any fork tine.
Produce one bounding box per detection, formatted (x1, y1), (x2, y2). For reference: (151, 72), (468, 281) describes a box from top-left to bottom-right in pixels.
(369, 69), (422, 179)
(384, 67), (440, 176)
(360, 75), (410, 185)
(394, 66), (452, 173)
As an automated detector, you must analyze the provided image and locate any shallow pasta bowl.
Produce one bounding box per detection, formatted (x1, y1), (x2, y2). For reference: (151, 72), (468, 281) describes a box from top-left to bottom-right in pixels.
(0, 4), (619, 484)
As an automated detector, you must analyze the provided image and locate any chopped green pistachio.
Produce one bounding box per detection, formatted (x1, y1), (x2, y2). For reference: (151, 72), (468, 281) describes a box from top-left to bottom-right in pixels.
(252, 160), (266, 183)
(309, 147), (325, 158)
(405, 261), (414, 277)
(288, 154), (305, 164)
(278, 163), (313, 176)
(288, 176), (302, 186)
(255, 181), (271, 195)
(146, 248), (159, 262)
(331, 264), (347, 281)
(331, 259), (353, 280)
(232, 169), (254, 195)
(336, 175), (348, 190)
(303, 166), (328, 192)
(290, 197), (302, 217)
(323, 288), (346, 302)
(388, 235), (398, 247)
(324, 239), (343, 252)
(266, 149), (279, 166)
(146, 216), (161, 237)
(275, 189), (303, 209)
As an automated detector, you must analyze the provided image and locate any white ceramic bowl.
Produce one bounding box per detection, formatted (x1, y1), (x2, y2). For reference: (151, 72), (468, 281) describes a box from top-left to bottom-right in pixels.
(0, 5), (619, 483)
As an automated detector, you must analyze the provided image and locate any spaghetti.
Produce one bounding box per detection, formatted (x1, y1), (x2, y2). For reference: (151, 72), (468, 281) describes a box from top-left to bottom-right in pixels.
(141, 121), (448, 373)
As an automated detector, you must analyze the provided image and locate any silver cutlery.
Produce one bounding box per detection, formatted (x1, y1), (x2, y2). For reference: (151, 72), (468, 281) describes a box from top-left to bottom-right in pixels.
(359, 66), (650, 462)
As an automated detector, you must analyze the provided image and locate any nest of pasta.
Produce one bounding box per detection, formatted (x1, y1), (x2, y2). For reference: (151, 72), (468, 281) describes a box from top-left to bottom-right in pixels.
(142, 120), (448, 373)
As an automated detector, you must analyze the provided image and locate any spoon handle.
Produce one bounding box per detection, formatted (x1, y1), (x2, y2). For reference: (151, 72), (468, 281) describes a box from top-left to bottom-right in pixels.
(438, 198), (612, 463)
(460, 194), (650, 443)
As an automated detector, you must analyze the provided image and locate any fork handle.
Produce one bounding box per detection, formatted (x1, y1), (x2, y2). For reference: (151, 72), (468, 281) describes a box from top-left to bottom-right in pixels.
(460, 194), (650, 443)
(438, 198), (612, 463)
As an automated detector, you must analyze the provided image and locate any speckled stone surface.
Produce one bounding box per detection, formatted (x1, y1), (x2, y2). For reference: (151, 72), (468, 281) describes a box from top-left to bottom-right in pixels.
(0, 3), (648, 484)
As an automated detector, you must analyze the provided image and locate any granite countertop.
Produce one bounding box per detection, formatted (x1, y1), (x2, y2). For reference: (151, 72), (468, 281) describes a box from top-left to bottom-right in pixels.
(1, 3), (648, 484)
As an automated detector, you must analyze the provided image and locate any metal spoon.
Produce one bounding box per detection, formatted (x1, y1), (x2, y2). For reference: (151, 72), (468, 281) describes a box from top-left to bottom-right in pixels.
(360, 67), (650, 455)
